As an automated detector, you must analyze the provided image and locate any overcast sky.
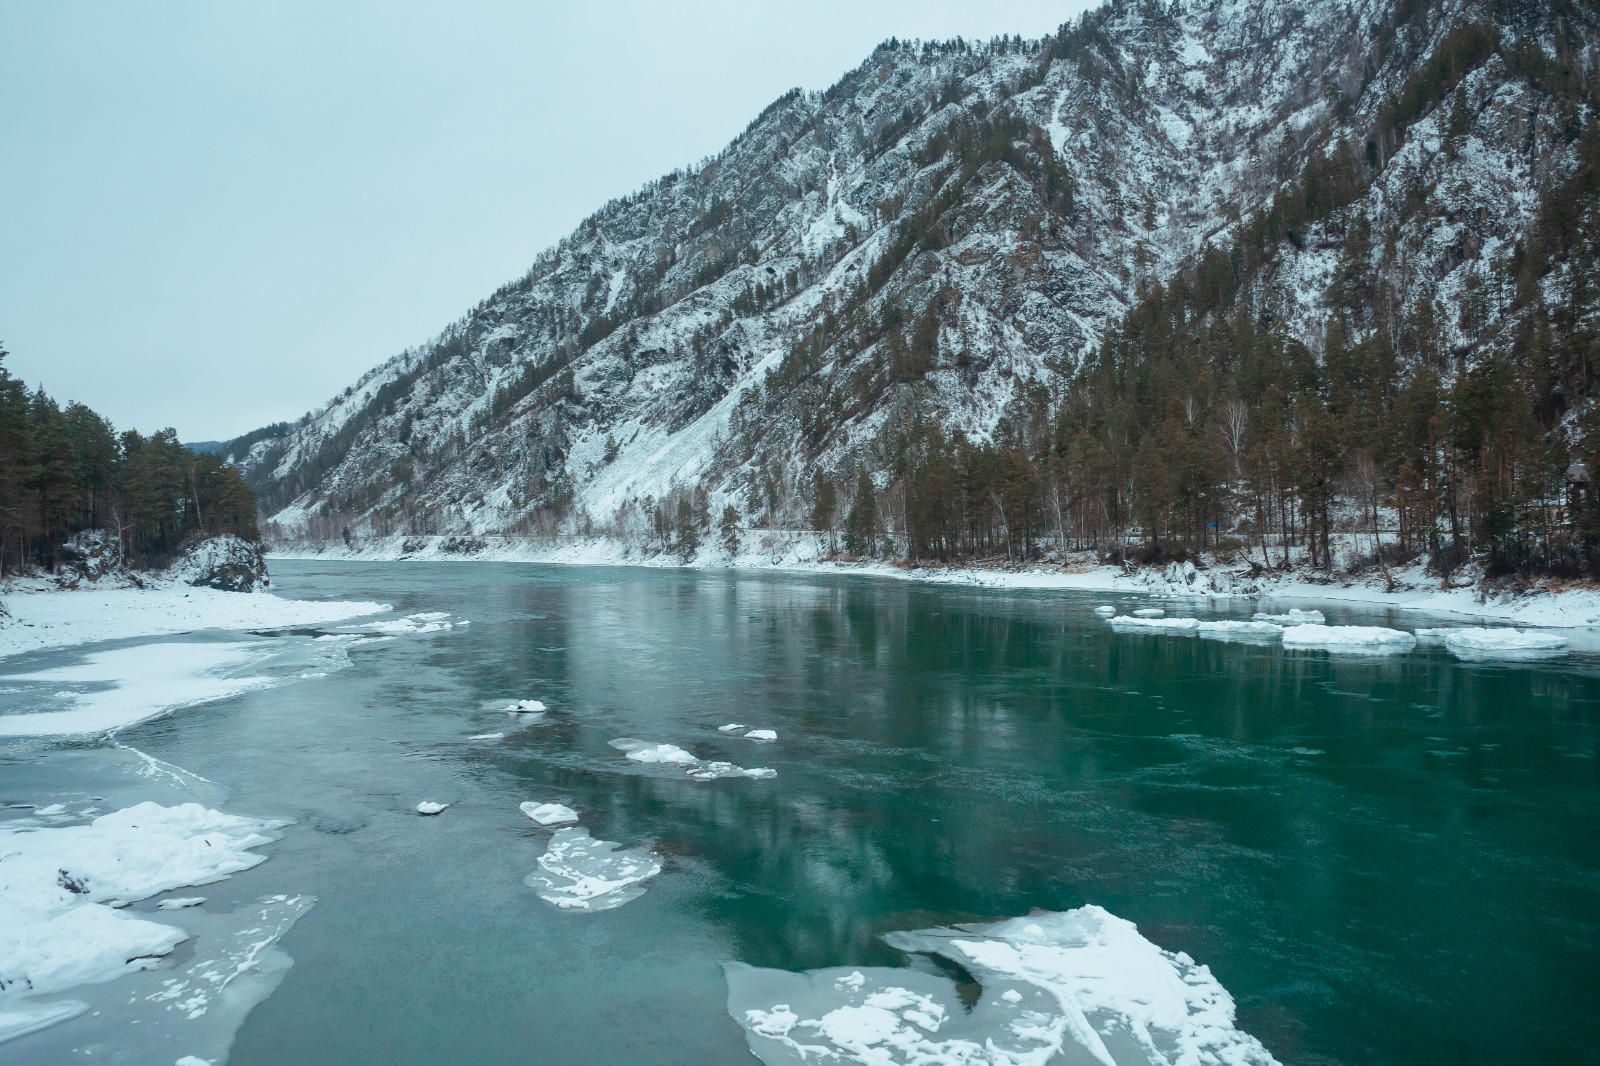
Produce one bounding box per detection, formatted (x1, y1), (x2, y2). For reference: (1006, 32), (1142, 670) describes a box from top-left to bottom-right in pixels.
(1, 1), (1092, 442)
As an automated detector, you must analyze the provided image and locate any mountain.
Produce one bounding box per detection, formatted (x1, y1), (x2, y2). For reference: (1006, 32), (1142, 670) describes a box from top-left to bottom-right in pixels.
(225, 0), (1600, 580)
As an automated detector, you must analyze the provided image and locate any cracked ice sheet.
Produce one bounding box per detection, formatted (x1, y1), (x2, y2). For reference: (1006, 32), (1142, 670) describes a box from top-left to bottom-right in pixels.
(4, 895), (312, 1065)
(525, 827), (661, 912)
(726, 905), (1280, 1066)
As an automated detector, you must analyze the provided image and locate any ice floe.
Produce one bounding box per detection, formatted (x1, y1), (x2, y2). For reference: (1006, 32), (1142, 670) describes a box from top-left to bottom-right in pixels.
(1196, 620), (1285, 641)
(726, 905), (1280, 1066)
(416, 801), (449, 816)
(349, 611), (461, 635)
(611, 739), (699, 764)
(506, 699), (546, 714)
(467, 732), (505, 741)
(1094, 605), (1117, 616)
(744, 729), (777, 741)
(156, 897), (207, 910)
(687, 762), (777, 781)
(1280, 624), (1416, 653)
(718, 723), (747, 733)
(520, 801), (579, 826)
(1131, 608), (1166, 618)
(610, 738), (776, 782)
(1106, 615), (1199, 631)
(1252, 608), (1325, 625)
(0, 802), (286, 1044)
(524, 828), (661, 911)
(1442, 627), (1569, 660)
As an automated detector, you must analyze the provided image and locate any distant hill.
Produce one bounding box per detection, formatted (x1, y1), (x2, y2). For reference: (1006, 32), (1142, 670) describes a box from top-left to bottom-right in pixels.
(228, 0), (1600, 581)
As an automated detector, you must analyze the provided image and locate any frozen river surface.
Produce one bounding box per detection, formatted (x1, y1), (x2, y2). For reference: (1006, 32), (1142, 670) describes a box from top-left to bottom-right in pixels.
(2, 561), (1598, 1064)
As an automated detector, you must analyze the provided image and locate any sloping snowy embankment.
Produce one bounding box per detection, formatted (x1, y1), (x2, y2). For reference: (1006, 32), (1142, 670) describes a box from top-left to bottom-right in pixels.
(271, 538), (1600, 630)
(0, 582), (389, 661)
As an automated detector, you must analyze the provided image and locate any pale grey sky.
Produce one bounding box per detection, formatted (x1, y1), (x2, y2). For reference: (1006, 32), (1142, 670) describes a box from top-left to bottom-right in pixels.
(1, 1), (1092, 441)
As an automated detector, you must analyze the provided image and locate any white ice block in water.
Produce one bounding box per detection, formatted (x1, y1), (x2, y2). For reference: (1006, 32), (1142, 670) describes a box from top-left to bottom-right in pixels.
(1281, 624), (1416, 653)
(156, 897), (207, 910)
(520, 801), (579, 826)
(507, 699), (546, 713)
(525, 828), (661, 911)
(687, 762), (776, 781)
(1196, 620), (1285, 641)
(353, 611), (456, 634)
(1252, 608), (1325, 626)
(719, 723), (747, 733)
(1443, 627), (1568, 660)
(1131, 607), (1166, 618)
(609, 738), (699, 764)
(1094, 605), (1117, 616)
(416, 801), (448, 816)
(467, 732), (505, 741)
(744, 729), (777, 741)
(1108, 615), (1199, 631)
(726, 905), (1280, 1066)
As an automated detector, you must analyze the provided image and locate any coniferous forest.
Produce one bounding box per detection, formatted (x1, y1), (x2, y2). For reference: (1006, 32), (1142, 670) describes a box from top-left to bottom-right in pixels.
(0, 346), (258, 575)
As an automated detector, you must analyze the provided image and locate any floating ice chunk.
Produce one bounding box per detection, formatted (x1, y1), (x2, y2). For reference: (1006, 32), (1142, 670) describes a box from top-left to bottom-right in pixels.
(1107, 615), (1200, 631)
(525, 827), (661, 911)
(1281, 624), (1416, 653)
(727, 904), (1280, 1066)
(609, 738), (698, 765)
(718, 723), (747, 733)
(0, 802), (285, 1007)
(744, 729), (777, 741)
(1412, 627), (1455, 644)
(506, 699), (546, 713)
(34, 803), (67, 816)
(1131, 607), (1166, 618)
(1252, 608), (1326, 626)
(520, 802), (579, 826)
(1196, 619), (1285, 641)
(176, 1057), (214, 1066)
(467, 732), (505, 741)
(355, 611), (456, 635)
(416, 801), (448, 816)
(687, 762), (776, 781)
(1443, 628), (1568, 660)
(156, 897), (207, 910)
(1094, 605), (1117, 616)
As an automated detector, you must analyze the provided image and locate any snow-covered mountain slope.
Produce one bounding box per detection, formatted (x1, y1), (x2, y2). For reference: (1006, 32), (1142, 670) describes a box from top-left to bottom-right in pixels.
(226, 0), (1600, 550)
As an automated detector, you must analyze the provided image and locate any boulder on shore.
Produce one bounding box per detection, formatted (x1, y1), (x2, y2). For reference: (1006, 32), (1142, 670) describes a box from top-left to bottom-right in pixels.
(172, 535), (270, 592)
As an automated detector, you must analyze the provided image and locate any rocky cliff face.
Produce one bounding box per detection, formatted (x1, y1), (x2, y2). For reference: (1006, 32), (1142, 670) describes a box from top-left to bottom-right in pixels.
(226, 0), (1599, 554)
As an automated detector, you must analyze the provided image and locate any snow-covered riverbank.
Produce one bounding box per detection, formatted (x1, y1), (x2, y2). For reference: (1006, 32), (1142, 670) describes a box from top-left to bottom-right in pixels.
(0, 579), (389, 661)
(270, 534), (1600, 630)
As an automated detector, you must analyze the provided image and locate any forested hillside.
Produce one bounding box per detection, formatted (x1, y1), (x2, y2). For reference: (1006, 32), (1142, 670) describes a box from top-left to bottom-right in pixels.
(0, 346), (259, 575)
(230, 0), (1600, 584)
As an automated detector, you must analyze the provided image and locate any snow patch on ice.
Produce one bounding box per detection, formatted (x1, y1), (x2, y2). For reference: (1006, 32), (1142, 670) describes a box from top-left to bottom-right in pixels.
(0, 642), (277, 738)
(0, 802), (286, 1027)
(726, 904), (1279, 1066)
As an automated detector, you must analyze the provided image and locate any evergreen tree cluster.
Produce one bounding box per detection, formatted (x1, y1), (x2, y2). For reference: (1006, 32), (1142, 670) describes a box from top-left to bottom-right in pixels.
(0, 347), (258, 574)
